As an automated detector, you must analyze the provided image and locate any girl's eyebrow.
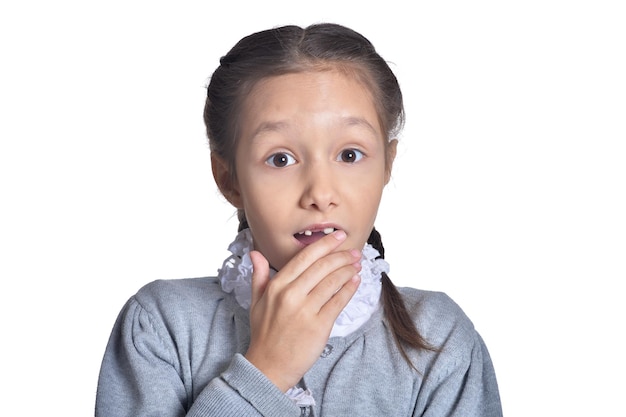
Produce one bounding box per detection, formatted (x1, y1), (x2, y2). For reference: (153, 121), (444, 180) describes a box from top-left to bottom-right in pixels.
(249, 120), (290, 141)
(342, 116), (379, 137)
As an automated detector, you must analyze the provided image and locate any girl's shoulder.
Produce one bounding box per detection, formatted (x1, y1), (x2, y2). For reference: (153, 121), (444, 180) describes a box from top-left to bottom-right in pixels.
(137, 276), (221, 293)
(396, 287), (479, 350)
(136, 276), (223, 302)
(397, 287), (468, 319)
(130, 277), (234, 320)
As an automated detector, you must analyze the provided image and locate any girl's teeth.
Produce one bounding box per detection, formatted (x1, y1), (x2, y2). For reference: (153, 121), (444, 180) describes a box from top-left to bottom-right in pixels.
(298, 228), (336, 236)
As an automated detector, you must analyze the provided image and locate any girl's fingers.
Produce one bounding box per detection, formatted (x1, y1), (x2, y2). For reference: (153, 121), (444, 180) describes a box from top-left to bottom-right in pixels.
(278, 230), (349, 284)
(318, 274), (361, 322)
(293, 249), (361, 296)
(306, 259), (361, 307)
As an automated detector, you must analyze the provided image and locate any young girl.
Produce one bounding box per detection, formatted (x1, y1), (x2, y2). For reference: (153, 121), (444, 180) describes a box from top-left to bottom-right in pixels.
(96, 23), (503, 416)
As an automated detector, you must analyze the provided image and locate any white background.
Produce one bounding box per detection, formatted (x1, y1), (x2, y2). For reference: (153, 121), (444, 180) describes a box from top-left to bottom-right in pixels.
(1, 1), (624, 415)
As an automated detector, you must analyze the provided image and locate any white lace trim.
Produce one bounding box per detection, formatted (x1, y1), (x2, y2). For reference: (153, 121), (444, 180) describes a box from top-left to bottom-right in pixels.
(217, 229), (390, 406)
(285, 387), (316, 407)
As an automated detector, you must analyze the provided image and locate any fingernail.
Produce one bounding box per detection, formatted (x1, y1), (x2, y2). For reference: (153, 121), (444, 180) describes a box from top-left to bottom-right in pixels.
(350, 249), (361, 259)
(333, 230), (347, 240)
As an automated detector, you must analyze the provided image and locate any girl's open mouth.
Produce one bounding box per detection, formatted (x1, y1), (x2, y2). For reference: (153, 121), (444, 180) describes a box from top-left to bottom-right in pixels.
(294, 227), (337, 245)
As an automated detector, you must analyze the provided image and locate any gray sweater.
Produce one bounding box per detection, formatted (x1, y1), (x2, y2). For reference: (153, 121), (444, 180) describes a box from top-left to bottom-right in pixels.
(96, 278), (502, 416)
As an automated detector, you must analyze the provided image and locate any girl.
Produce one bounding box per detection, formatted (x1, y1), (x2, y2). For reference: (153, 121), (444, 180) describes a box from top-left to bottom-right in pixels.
(96, 23), (503, 416)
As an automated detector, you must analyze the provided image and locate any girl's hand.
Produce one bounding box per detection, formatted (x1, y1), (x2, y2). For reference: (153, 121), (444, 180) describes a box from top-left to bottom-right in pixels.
(244, 230), (362, 392)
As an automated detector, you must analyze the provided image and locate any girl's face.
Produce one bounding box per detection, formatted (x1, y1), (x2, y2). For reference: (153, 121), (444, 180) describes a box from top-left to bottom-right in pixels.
(226, 69), (396, 270)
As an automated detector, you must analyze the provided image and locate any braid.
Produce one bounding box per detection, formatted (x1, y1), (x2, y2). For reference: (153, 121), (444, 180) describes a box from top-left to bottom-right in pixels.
(368, 228), (437, 369)
(237, 209), (249, 232)
(367, 227), (385, 259)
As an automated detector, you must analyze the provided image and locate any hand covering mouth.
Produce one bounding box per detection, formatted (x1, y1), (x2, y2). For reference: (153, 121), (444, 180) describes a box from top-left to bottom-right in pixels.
(294, 227), (337, 245)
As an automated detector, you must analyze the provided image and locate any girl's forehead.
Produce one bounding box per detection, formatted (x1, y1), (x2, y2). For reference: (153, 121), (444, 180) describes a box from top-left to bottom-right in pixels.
(245, 59), (372, 94)
(240, 71), (380, 130)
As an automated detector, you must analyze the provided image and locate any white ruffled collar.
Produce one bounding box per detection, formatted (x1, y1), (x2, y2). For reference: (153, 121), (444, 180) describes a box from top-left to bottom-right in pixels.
(217, 228), (390, 338)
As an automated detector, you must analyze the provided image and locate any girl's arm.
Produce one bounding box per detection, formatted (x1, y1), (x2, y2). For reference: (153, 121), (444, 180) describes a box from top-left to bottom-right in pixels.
(187, 354), (302, 416)
(95, 297), (302, 417)
(416, 333), (503, 417)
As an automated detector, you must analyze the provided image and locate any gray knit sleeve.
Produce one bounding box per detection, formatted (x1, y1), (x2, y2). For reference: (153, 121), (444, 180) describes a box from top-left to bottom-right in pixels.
(415, 324), (503, 416)
(96, 297), (189, 416)
(189, 354), (302, 416)
(95, 297), (301, 417)
(394, 289), (503, 417)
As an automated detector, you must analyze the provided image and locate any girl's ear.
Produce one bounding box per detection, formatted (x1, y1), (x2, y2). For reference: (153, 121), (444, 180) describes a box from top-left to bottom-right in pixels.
(385, 139), (398, 184)
(211, 153), (243, 208)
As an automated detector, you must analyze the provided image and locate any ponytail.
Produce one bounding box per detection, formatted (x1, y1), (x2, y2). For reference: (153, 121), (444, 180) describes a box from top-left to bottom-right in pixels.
(237, 208), (249, 232)
(368, 228), (437, 368)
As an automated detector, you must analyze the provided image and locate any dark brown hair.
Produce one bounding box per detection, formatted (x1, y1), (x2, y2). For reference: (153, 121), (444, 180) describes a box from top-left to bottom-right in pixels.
(204, 23), (434, 366)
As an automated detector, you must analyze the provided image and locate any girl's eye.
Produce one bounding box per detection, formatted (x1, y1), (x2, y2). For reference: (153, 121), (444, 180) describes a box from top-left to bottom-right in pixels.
(265, 152), (296, 168)
(337, 148), (364, 163)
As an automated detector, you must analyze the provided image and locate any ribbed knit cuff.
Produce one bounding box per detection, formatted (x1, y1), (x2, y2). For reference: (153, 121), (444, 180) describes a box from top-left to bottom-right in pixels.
(222, 354), (301, 417)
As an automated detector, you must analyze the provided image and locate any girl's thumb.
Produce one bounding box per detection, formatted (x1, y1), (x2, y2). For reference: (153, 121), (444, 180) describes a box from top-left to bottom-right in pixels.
(249, 250), (270, 308)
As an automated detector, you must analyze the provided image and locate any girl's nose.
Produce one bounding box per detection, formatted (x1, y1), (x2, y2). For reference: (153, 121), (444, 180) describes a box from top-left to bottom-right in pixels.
(299, 163), (338, 211)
